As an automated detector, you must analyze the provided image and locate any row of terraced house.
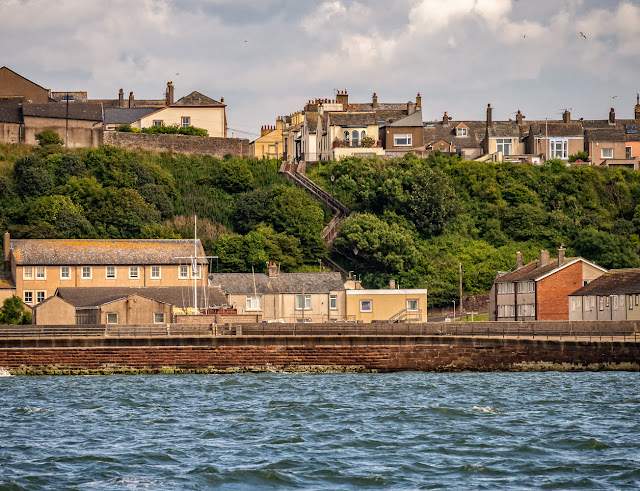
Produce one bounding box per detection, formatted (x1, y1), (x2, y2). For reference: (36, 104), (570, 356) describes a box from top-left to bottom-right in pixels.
(252, 89), (640, 169)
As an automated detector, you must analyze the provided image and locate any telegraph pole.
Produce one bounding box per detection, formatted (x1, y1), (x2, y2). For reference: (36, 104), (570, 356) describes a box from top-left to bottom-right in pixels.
(459, 262), (463, 321)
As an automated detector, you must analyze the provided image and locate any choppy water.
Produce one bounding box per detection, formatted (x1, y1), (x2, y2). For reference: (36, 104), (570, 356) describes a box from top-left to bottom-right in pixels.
(1, 372), (639, 489)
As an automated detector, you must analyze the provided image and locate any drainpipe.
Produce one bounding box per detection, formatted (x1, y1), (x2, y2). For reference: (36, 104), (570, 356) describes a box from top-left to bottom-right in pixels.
(513, 281), (518, 321)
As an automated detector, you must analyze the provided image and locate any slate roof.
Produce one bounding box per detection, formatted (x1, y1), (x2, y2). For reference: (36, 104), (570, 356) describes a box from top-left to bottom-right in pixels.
(104, 107), (157, 124)
(424, 120), (485, 148)
(10, 239), (207, 266)
(0, 100), (23, 124)
(173, 91), (224, 106)
(487, 122), (522, 138)
(22, 102), (103, 121)
(584, 126), (626, 142)
(55, 286), (227, 309)
(374, 109), (409, 124)
(529, 122), (584, 137)
(387, 111), (423, 127)
(496, 256), (584, 283)
(329, 112), (376, 127)
(569, 269), (640, 296)
(209, 272), (345, 294)
(305, 112), (318, 132)
(0, 270), (15, 289)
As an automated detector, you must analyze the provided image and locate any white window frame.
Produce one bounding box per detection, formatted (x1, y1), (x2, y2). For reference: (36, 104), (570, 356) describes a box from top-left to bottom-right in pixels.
(456, 127), (467, 137)
(153, 312), (166, 324)
(36, 291), (46, 304)
(192, 264), (201, 279)
(629, 295), (633, 311)
(23, 291), (33, 305)
(329, 294), (338, 311)
(129, 266), (139, 279)
(23, 266), (33, 280)
(179, 265), (189, 279)
(35, 266), (46, 280)
(106, 266), (116, 280)
(496, 138), (512, 155)
(151, 266), (161, 280)
(60, 266), (70, 280)
(81, 266), (92, 280)
(181, 116), (191, 128)
(360, 299), (372, 312)
(393, 134), (413, 146)
(106, 313), (118, 324)
(602, 148), (613, 159)
(246, 295), (262, 311)
(153, 120), (163, 127)
(550, 139), (569, 159)
(295, 294), (312, 311)
(407, 299), (419, 311)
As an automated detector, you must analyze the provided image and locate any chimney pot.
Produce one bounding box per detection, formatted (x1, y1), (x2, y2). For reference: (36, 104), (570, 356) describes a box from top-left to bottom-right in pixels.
(609, 107), (615, 124)
(563, 110), (570, 123)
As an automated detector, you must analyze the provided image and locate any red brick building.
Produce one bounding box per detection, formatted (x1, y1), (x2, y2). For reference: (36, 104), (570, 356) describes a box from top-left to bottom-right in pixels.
(489, 248), (606, 321)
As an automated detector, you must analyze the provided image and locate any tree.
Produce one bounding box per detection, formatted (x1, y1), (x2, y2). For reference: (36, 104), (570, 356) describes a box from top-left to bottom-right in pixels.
(35, 129), (63, 147)
(13, 155), (54, 197)
(0, 296), (31, 325)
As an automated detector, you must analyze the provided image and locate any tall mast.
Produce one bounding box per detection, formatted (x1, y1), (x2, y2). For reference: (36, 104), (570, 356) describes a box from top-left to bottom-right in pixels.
(194, 215), (198, 314)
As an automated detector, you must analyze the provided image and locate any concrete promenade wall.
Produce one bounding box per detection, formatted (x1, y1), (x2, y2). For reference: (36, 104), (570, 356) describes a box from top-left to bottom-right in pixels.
(103, 131), (250, 158)
(0, 334), (638, 374)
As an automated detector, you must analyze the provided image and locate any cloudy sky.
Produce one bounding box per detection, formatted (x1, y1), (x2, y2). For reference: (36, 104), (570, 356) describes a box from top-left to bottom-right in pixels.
(2, 0), (640, 139)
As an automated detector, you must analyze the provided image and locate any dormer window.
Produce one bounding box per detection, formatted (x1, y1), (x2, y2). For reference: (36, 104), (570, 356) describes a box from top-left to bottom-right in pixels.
(456, 127), (467, 137)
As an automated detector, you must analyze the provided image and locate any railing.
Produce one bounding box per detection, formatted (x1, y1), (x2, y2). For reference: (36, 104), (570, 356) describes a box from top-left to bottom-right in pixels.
(1, 322), (637, 342)
(387, 308), (422, 323)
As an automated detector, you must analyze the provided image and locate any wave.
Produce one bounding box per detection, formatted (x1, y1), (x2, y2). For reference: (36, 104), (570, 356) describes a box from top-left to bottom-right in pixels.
(0, 367), (11, 377)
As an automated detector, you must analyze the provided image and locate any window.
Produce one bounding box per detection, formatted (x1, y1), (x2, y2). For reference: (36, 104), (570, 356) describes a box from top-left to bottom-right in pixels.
(517, 281), (535, 293)
(602, 148), (613, 159)
(496, 138), (512, 155)
(106, 266), (116, 279)
(583, 280), (589, 286)
(181, 117), (191, 128)
(407, 299), (419, 311)
(23, 291), (33, 305)
(614, 296), (618, 309)
(61, 266), (70, 280)
(35, 266), (45, 279)
(61, 94), (74, 101)
(518, 304), (535, 317)
(151, 266), (161, 279)
(394, 134), (412, 146)
(329, 294), (338, 310)
(360, 300), (372, 312)
(497, 283), (515, 294)
(246, 295), (262, 311)
(599, 297), (604, 311)
(36, 291), (46, 304)
(456, 127), (467, 137)
(344, 130), (350, 142)
(82, 266), (92, 279)
(106, 313), (118, 324)
(626, 146), (632, 159)
(154, 312), (166, 323)
(192, 264), (201, 279)
(629, 295), (633, 310)
(129, 266), (139, 279)
(351, 130), (359, 147)
(296, 294), (311, 310)
(605, 296), (609, 308)
(179, 265), (189, 279)
(636, 294), (639, 306)
(361, 130), (366, 141)
(23, 267), (33, 280)
(550, 139), (568, 159)
(153, 120), (163, 127)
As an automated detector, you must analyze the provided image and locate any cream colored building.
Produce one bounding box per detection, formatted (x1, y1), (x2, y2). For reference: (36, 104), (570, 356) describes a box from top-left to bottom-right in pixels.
(4, 233), (208, 310)
(250, 118), (285, 159)
(317, 111), (383, 161)
(209, 265), (346, 323)
(345, 287), (428, 323)
(138, 91), (226, 138)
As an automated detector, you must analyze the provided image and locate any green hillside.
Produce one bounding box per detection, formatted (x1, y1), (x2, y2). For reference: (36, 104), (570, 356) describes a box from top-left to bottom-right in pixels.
(1, 143), (639, 306)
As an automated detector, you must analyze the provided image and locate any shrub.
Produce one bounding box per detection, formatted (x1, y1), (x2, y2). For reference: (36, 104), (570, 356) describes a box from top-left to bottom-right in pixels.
(35, 129), (63, 147)
(0, 296), (31, 325)
(116, 124), (134, 132)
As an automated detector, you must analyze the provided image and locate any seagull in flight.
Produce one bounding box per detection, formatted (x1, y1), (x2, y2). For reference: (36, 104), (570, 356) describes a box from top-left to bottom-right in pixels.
(580, 31), (587, 39)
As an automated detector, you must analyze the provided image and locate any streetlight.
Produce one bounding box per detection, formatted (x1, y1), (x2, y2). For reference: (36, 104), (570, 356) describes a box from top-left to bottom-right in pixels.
(330, 174), (335, 196)
(353, 247), (358, 256)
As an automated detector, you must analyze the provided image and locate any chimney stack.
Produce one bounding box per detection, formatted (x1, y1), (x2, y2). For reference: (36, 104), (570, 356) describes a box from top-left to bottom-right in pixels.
(563, 110), (570, 123)
(389, 279), (396, 289)
(539, 250), (550, 267)
(118, 88), (124, 108)
(609, 107), (615, 125)
(407, 101), (415, 115)
(128, 91), (134, 108)
(416, 92), (421, 108)
(635, 92), (640, 120)
(336, 89), (349, 109)
(267, 262), (278, 278)
(516, 110), (523, 124)
(166, 81), (174, 106)
(4, 232), (10, 272)
(558, 245), (566, 267)
(486, 103), (493, 127)
(516, 251), (523, 270)
(372, 92), (378, 108)
(443, 111), (449, 126)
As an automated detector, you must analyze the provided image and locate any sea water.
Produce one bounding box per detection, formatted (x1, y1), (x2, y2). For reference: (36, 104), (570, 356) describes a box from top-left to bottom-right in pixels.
(0, 372), (638, 489)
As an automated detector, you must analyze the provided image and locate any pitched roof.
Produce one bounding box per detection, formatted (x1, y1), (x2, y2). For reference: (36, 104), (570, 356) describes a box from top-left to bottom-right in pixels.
(104, 107), (157, 124)
(569, 269), (640, 296)
(487, 122), (521, 138)
(0, 100), (23, 124)
(0, 270), (15, 289)
(529, 122), (584, 137)
(209, 272), (345, 294)
(495, 256), (595, 283)
(22, 102), (103, 121)
(387, 110), (423, 127)
(10, 239), (207, 266)
(0, 66), (49, 92)
(424, 120), (485, 148)
(584, 126), (626, 142)
(329, 112), (376, 127)
(305, 112), (318, 132)
(55, 286), (227, 309)
(173, 91), (224, 106)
